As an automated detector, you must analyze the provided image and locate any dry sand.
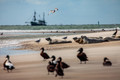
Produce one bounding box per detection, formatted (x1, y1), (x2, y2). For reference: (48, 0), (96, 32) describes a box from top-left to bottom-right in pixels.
(0, 31), (120, 80)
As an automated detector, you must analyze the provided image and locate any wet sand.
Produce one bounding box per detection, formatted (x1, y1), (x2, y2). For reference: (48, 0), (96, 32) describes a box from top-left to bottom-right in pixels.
(0, 31), (120, 80)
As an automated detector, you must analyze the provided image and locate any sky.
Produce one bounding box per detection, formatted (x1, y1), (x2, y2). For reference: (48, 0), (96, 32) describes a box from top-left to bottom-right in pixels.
(0, 0), (120, 25)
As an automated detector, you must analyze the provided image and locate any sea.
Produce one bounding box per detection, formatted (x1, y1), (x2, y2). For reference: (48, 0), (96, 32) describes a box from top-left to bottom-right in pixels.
(0, 25), (119, 56)
(0, 30), (85, 56)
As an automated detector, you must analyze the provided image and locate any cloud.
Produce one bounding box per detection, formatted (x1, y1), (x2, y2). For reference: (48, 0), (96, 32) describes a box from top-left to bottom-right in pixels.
(25, 0), (47, 5)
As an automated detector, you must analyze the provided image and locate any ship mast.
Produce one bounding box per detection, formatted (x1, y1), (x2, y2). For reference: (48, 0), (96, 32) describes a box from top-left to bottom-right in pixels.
(33, 11), (36, 21)
(43, 12), (45, 21)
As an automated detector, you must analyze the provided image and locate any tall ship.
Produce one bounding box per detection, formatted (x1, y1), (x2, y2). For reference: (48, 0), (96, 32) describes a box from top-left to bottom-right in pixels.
(26, 11), (47, 26)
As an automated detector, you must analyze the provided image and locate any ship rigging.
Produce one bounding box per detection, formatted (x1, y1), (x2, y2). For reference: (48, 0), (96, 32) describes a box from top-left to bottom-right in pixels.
(25, 11), (47, 26)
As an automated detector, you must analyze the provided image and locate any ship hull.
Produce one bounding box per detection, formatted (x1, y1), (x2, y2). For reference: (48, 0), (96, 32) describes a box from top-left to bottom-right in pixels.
(31, 22), (46, 26)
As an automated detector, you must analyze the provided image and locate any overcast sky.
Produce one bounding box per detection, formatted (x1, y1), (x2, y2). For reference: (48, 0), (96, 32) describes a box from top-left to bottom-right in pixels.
(0, 0), (120, 25)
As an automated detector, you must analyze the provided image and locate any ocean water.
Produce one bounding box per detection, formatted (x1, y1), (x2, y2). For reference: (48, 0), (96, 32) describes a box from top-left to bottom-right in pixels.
(0, 24), (119, 30)
(0, 46), (40, 56)
(0, 31), (80, 56)
(0, 24), (120, 56)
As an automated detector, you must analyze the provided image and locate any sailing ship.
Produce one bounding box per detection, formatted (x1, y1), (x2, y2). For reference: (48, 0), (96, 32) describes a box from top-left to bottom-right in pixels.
(26, 11), (47, 26)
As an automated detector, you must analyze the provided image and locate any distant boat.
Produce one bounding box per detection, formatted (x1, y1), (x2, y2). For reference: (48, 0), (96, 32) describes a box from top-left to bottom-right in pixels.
(26, 11), (47, 26)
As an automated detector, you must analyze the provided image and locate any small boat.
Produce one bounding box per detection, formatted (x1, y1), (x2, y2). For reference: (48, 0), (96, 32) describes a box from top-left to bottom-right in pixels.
(25, 11), (47, 26)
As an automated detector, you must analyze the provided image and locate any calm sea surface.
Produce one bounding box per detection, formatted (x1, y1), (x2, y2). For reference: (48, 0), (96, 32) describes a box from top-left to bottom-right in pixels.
(0, 26), (119, 56)
(0, 31), (82, 56)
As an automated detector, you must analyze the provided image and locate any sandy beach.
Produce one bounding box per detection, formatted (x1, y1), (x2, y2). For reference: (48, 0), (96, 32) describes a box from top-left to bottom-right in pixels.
(0, 31), (120, 80)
